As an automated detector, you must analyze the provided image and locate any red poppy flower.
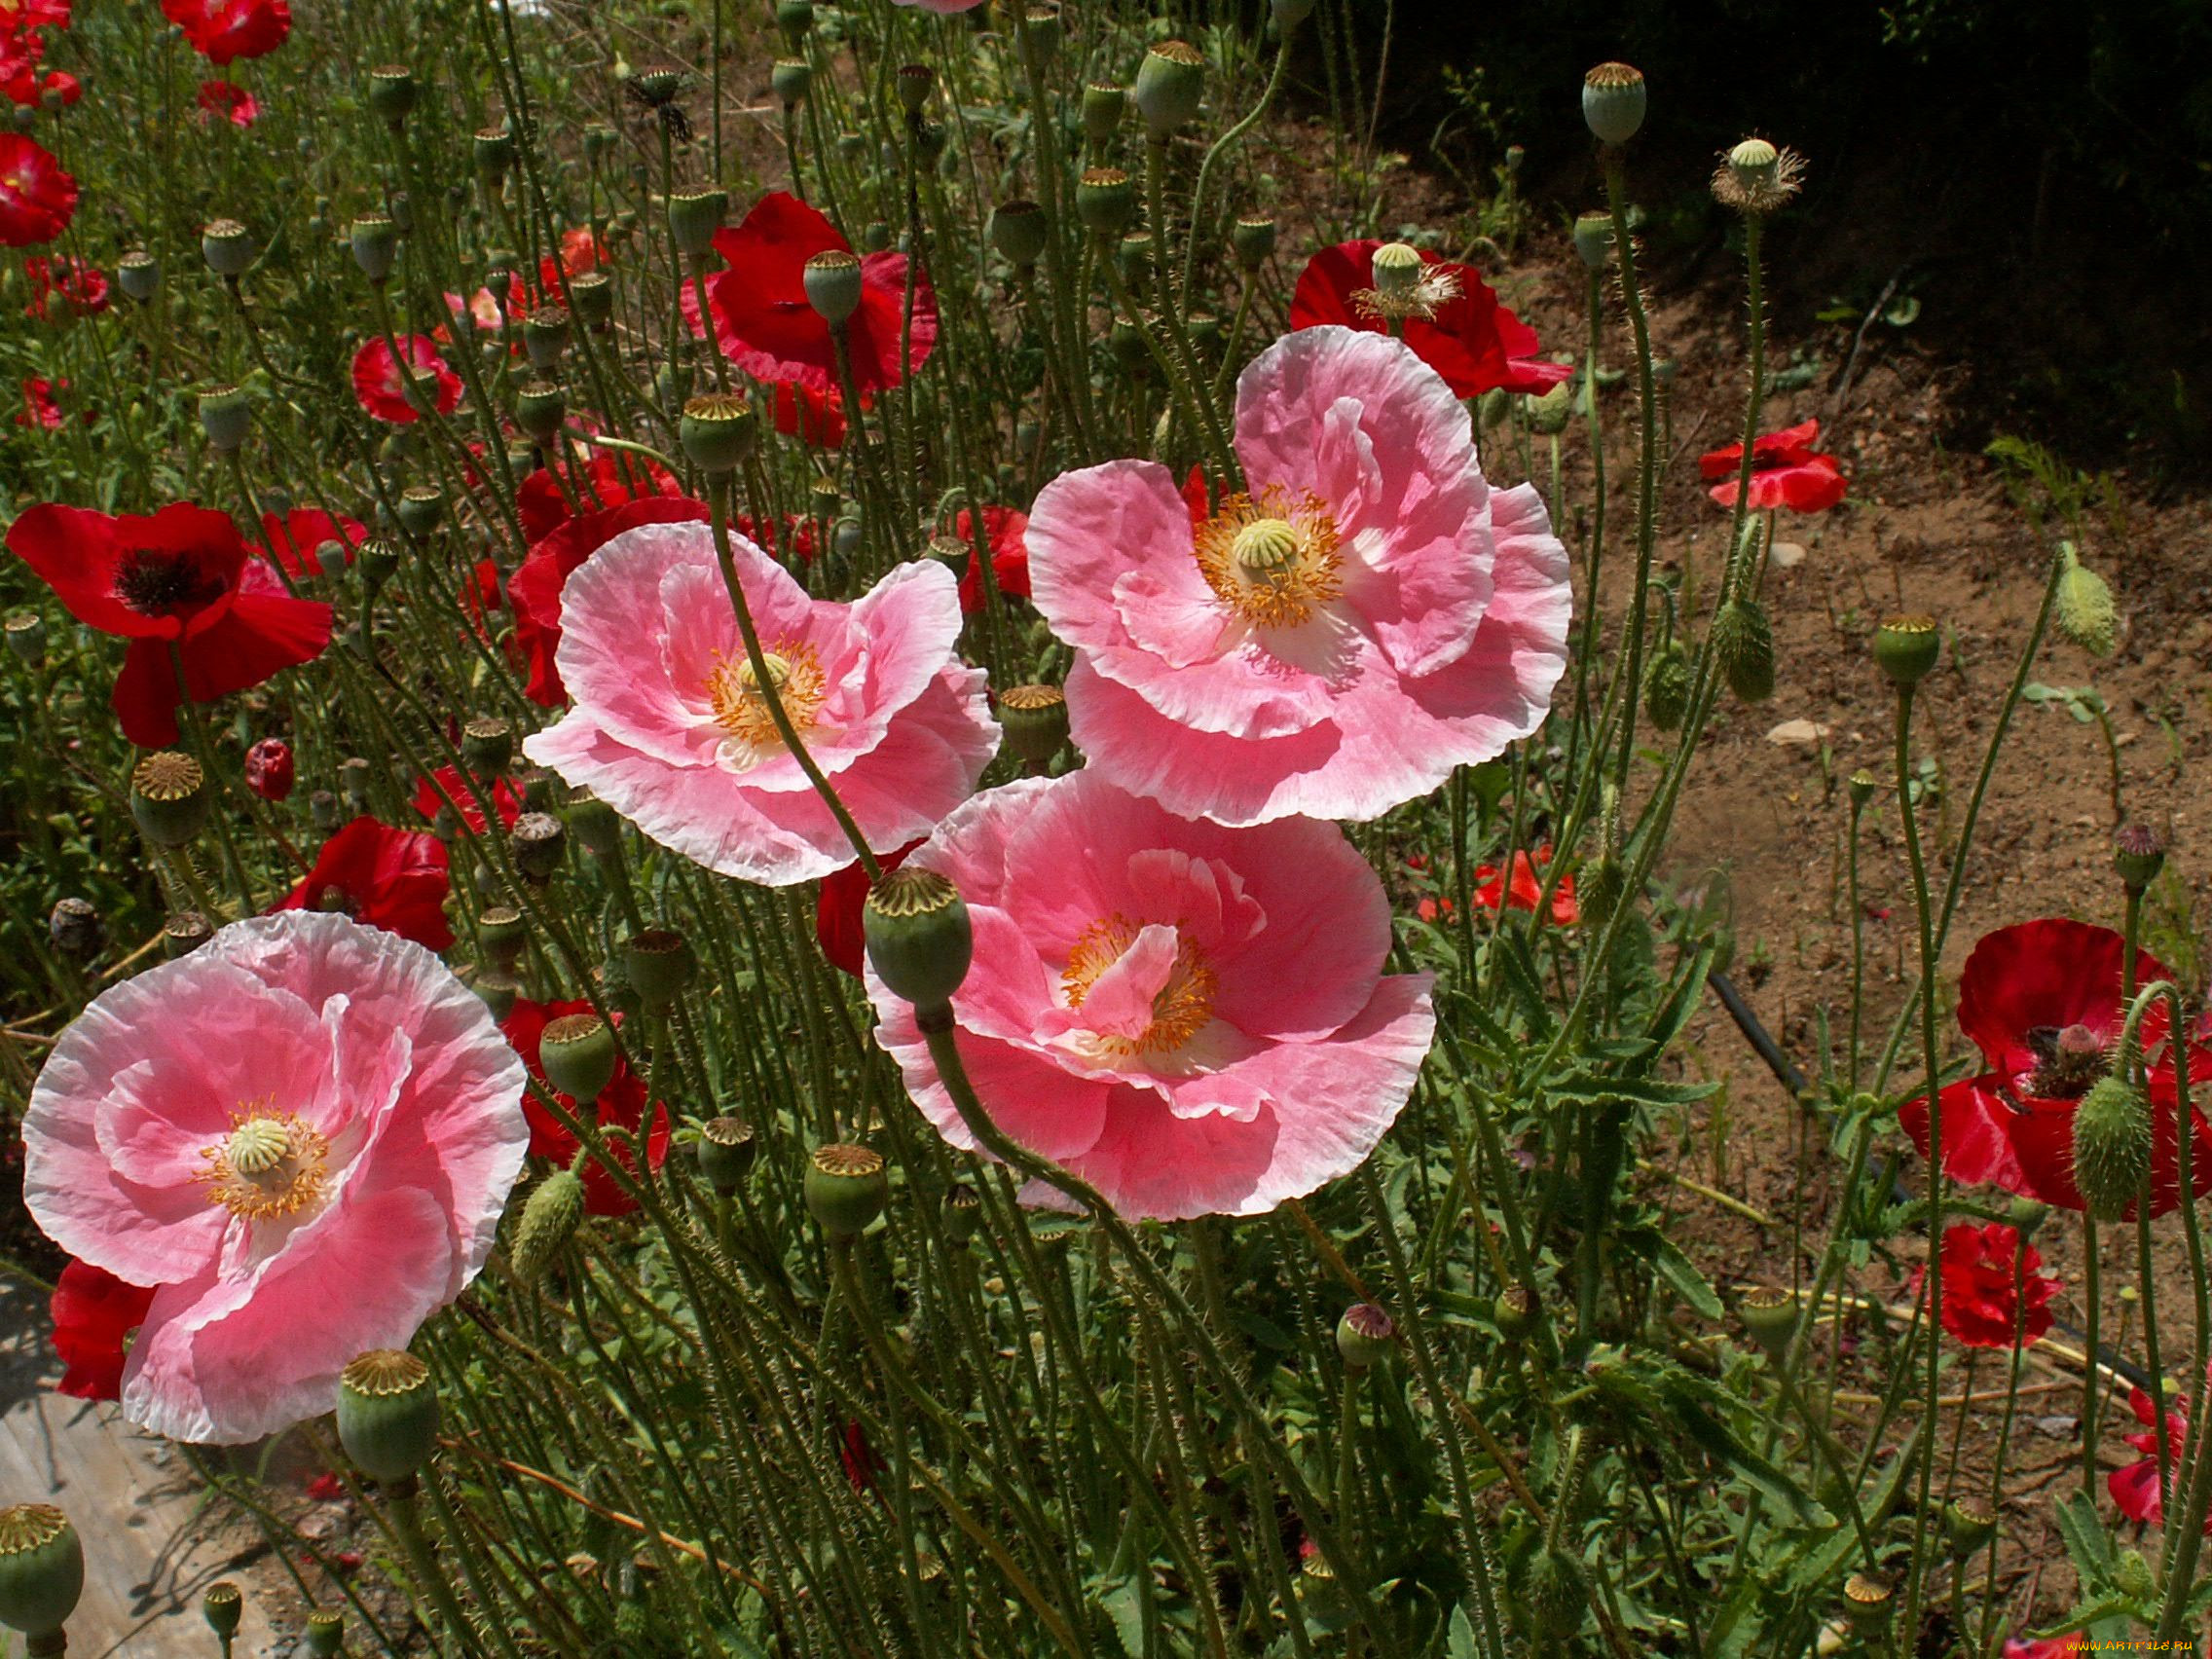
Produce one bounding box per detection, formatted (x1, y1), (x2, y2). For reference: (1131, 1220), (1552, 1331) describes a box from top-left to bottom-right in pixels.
(3, 50), (79, 110)
(955, 506), (1030, 614)
(412, 764), (522, 836)
(514, 452), (684, 542)
(527, 225), (605, 301)
(840, 1419), (886, 1496)
(350, 334), (462, 424)
(2110, 1378), (2210, 1531)
(195, 79), (257, 126)
(733, 511), (819, 566)
(50, 1259), (157, 1401)
(816, 839), (922, 977)
(259, 506), (366, 579)
(508, 496), (707, 706)
(21, 254), (105, 321)
(304, 1471), (346, 1501)
(1901, 918), (2212, 1219)
(1700, 418), (1848, 513)
(2002, 1641), (2083, 1659)
(163, 0), (289, 63)
(14, 374), (61, 428)
(0, 132), (75, 246)
(772, 380), (853, 448)
(500, 997), (669, 1217)
(0, 0), (74, 34)
(1472, 843), (1578, 925)
(1181, 463), (1212, 526)
(1288, 240), (1570, 399)
(685, 191), (937, 394)
(243, 734), (293, 800)
(1415, 896), (1456, 924)
(8, 501), (332, 747)
(271, 817), (454, 951)
(1930, 1222), (2056, 1348)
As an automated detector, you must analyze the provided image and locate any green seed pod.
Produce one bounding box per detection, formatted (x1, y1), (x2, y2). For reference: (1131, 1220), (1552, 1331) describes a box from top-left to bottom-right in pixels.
(337, 1350), (439, 1486)
(696, 1116), (756, 1194)
(2, 608), (42, 667)
(1231, 214), (1276, 270)
(0, 1506), (82, 1638)
(396, 484), (445, 538)
(349, 214), (399, 282)
(1873, 613), (1940, 688)
(680, 391), (756, 475)
(1272, 0), (1315, 28)
(2072, 1074), (2153, 1220)
(1493, 1283), (1538, 1341)
(894, 62), (933, 114)
(1847, 768), (1876, 811)
(511, 811), (568, 879)
(117, 249), (159, 302)
(801, 249), (864, 327)
(202, 1582), (243, 1641)
(1643, 640), (1690, 731)
(473, 970), (520, 1022)
(1075, 167), (1136, 238)
(864, 867), (973, 1009)
(478, 904), (527, 967)
(514, 379), (566, 445)
(1580, 61), (1646, 146)
(198, 384), (253, 453)
(989, 199), (1048, 268)
(1712, 598), (1775, 703)
(772, 56), (811, 108)
(1081, 83), (1125, 145)
(1841, 1573), (1891, 1633)
(305, 1608), (344, 1656)
(366, 63), (417, 124)
(540, 1013), (618, 1103)
(805, 1143), (889, 1239)
(624, 928), (695, 1013)
(201, 217), (255, 276)
(943, 1182), (981, 1243)
(568, 270), (613, 328)
(130, 752), (209, 848)
(338, 755), (374, 808)
(473, 124), (515, 181)
(774, 0), (812, 40)
(2056, 548), (2118, 657)
(1133, 40), (1204, 139)
(357, 537), (402, 595)
(461, 717), (513, 776)
(1737, 1284), (1797, 1361)
(163, 910), (213, 958)
(511, 1169), (586, 1282)
(667, 188), (727, 260)
(1117, 231), (1155, 286)
(1334, 1303), (1395, 1369)
(2115, 823), (2165, 894)
(1522, 1548), (1588, 1640)
(997, 683), (1068, 767)
(1944, 1497), (1997, 1558)
(522, 305), (571, 370)
(1570, 211), (1614, 272)
(1019, 3), (1060, 56)
(565, 789), (623, 857)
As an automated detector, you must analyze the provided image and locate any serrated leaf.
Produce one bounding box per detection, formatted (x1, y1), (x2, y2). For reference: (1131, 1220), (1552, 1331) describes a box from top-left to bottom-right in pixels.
(1644, 1231), (1724, 1319)
(2051, 1490), (2116, 1583)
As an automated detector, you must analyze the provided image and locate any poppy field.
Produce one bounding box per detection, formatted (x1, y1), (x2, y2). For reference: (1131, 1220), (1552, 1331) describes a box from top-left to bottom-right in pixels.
(0, 0), (2200, 1654)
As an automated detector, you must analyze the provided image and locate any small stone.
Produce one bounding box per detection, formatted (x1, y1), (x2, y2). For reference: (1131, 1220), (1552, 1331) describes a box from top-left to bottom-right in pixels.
(1770, 540), (1806, 569)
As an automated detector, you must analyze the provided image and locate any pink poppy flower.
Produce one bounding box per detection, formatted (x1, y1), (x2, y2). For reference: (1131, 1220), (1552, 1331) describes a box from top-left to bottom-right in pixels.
(1028, 326), (1571, 826)
(20, 910), (528, 1443)
(350, 334), (461, 424)
(522, 521), (998, 885)
(508, 495), (709, 707)
(15, 374), (62, 428)
(868, 771), (1437, 1220)
(196, 79), (257, 126)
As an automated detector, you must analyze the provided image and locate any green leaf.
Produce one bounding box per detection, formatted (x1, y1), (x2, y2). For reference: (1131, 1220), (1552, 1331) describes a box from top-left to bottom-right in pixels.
(1643, 1232), (1724, 1319)
(1098, 1578), (1145, 1657)
(1231, 1310), (1296, 1351)
(2051, 1490), (2116, 1585)
(1447, 1604), (1478, 1659)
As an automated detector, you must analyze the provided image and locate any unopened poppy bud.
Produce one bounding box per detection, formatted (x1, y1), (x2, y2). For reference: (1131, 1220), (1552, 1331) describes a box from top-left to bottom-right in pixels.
(396, 484), (444, 537)
(473, 125), (515, 180)
(1570, 211), (1614, 272)
(1944, 1497), (1997, 1557)
(1643, 640), (1689, 731)
(1335, 1303), (1396, 1369)
(2006, 1195), (2047, 1237)
(1076, 167), (1136, 237)
(1581, 61), (1646, 146)
(523, 306), (571, 369)
(565, 789), (622, 856)
(802, 249), (864, 327)
(0, 1506), (82, 1638)
(1737, 1283), (1797, 1361)
(540, 1013), (618, 1103)
(2115, 823), (2165, 893)
(1523, 1548), (1589, 1639)
(2073, 1075), (2153, 1220)
(864, 866), (973, 1009)
(461, 717), (512, 777)
(1231, 214), (1276, 269)
(2114, 1546), (2155, 1600)
(667, 188), (726, 260)
(511, 1168), (586, 1282)
(366, 64), (417, 124)
(117, 249), (158, 302)
(894, 62), (933, 114)
(1478, 387), (1512, 431)
(163, 909), (213, 958)
(679, 391), (754, 474)
(805, 1143), (889, 1238)
(697, 1117), (756, 1193)
(4, 608), (44, 666)
(201, 217), (255, 276)
(1874, 613), (1940, 688)
(943, 1182), (981, 1242)
(131, 751), (209, 847)
(990, 199), (1048, 268)
(245, 736), (294, 801)
(198, 384), (252, 453)
(569, 270), (613, 328)
(511, 810), (569, 879)
(514, 380), (565, 444)
(337, 1349), (439, 1486)
(48, 898), (101, 959)
(1082, 83), (1124, 144)
(775, 0), (812, 39)
(305, 1608), (344, 1657)
(1133, 40), (1204, 139)
(624, 928), (695, 1012)
(1525, 380), (1573, 435)
(349, 214), (399, 281)
(2056, 544), (2117, 657)
(203, 1582), (242, 1641)
(1711, 598), (1775, 703)
(998, 683), (1069, 768)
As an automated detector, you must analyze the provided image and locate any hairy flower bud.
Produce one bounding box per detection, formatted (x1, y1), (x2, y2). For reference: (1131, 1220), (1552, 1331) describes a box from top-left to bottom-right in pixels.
(1643, 640), (1689, 731)
(2072, 1074), (2153, 1220)
(1711, 598), (1775, 703)
(511, 1168), (586, 1281)
(2056, 544), (2118, 657)
(1523, 1548), (1589, 1639)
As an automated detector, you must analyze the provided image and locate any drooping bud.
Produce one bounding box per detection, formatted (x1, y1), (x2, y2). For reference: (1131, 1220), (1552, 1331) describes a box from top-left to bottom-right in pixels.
(1334, 1303), (1396, 1369)
(696, 1117), (756, 1194)
(202, 1582), (243, 1642)
(998, 683), (1069, 768)
(680, 391), (756, 475)
(350, 214), (399, 282)
(1525, 380), (1573, 435)
(990, 199), (1048, 268)
(624, 928), (695, 1012)
(48, 898), (103, 959)
(1133, 40), (1204, 139)
(0, 1506), (82, 1638)
(1522, 1548), (1589, 1640)
(1231, 214), (1276, 269)
(511, 1169), (586, 1282)
(1737, 1284), (1798, 1362)
(130, 752), (209, 848)
(2115, 823), (2165, 894)
(197, 385), (253, 453)
(337, 1349), (439, 1485)
(2072, 1074), (2154, 1220)
(1643, 640), (1689, 731)
(1711, 598), (1775, 703)
(1580, 61), (1646, 146)
(864, 866), (973, 1009)
(802, 249), (864, 327)
(540, 1013), (618, 1103)
(1075, 167), (1136, 238)
(2055, 543), (2118, 657)
(667, 188), (727, 261)
(1570, 211), (1614, 272)
(1081, 83), (1125, 144)
(1873, 614), (1941, 688)
(201, 217), (256, 276)
(805, 1143), (889, 1239)
(511, 811), (568, 879)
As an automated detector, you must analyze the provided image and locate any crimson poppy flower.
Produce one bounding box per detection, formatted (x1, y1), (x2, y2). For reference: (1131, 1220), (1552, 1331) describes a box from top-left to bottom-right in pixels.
(500, 997), (669, 1217)
(2002, 1641), (2083, 1659)
(195, 79), (257, 126)
(815, 839), (922, 977)
(954, 506), (1030, 614)
(685, 191), (937, 394)
(1900, 918), (2212, 1219)
(522, 225), (605, 303)
(1288, 240), (1569, 399)
(514, 451), (684, 542)
(413, 764), (522, 835)
(2110, 1377), (2211, 1531)
(163, 0), (289, 63)
(0, 0), (74, 34)
(304, 1471), (346, 1501)
(840, 1419), (886, 1496)
(773, 380), (853, 448)
(733, 510), (818, 566)
(3, 46), (78, 110)
(243, 734), (293, 800)
(270, 817), (454, 951)
(8, 501), (332, 747)
(0, 132), (75, 246)
(1700, 418), (1848, 513)
(259, 506), (366, 579)
(1928, 1222), (2056, 1348)
(50, 1259), (156, 1402)
(21, 254), (104, 321)
(508, 495), (708, 705)
(14, 374), (61, 428)
(350, 334), (462, 424)
(1472, 843), (1578, 925)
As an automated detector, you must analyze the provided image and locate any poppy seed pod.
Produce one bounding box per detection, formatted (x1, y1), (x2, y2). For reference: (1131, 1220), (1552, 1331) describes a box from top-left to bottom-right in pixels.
(131, 752), (209, 848)
(540, 1012), (618, 1103)
(48, 898), (102, 959)
(337, 1349), (439, 1486)
(864, 866), (972, 1010)
(697, 1116), (756, 1193)
(202, 1582), (243, 1641)
(680, 391), (756, 474)
(1075, 167), (1136, 238)
(161, 909), (211, 958)
(1570, 210), (1614, 272)
(478, 905), (527, 968)
(1711, 598), (1775, 703)
(997, 682), (1068, 767)
(396, 484), (445, 538)
(349, 215), (399, 282)
(2072, 1074), (2153, 1220)
(473, 125), (515, 180)
(667, 188), (727, 261)
(461, 717), (513, 777)
(802, 249), (864, 327)
(1272, 0), (1315, 27)
(1133, 40), (1204, 139)
(1841, 1574), (1891, 1633)
(1737, 1283), (1798, 1361)
(624, 928), (696, 1012)
(1020, 3), (1061, 56)
(305, 1609), (345, 1658)
(771, 57), (811, 107)
(894, 63), (933, 114)
(565, 789), (622, 857)
(1581, 61), (1646, 146)
(805, 1142), (889, 1238)
(1368, 240), (1424, 297)
(510, 810), (569, 879)
(1081, 83), (1125, 144)
(117, 249), (159, 302)
(568, 270), (613, 329)
(0, 1506), (82, 1638)
(1493, 1283), (1538, 1340)
(511, 1168), (586, 1281)
(1873, 613), (1941, 688)
(1117, 231), (1155, 285)
(989, 199), (1048, 268)
(775, 0), (812, 39)
(357, 536), (402, 594)
(1335, 1302), (1395, 1368)
(198, 384), (253, 453)
(514, 380), (566, 444)
(1231, 214), (1275, 269)
(366, 64), (417, 125)
(1944, 1497), (1997, 1558)
(2, 608), (41, 667)
(202, 217), (255, 276)
(523, 306), (571, 370)
(2115, 823), (2165, 894)
(943, 1182), (981, 1242)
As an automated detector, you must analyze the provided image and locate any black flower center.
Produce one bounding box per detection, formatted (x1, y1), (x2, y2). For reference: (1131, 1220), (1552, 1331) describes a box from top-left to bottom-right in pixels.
(112, 549), (227, 618)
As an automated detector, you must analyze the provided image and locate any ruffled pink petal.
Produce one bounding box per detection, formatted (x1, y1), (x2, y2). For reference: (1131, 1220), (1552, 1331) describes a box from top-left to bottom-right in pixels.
(873, 994), (1112, 1162)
